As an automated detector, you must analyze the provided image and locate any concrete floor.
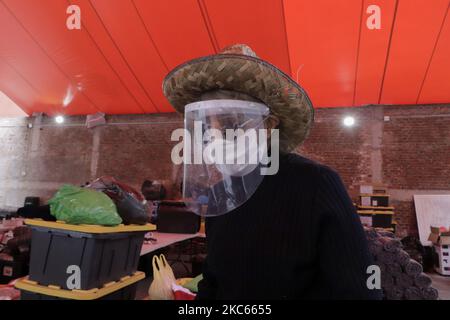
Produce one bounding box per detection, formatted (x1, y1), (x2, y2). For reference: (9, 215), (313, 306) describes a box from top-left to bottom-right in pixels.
(137, 273), (450, 300)
(427, 271), (450, 300)
(136, 254), (450, 300)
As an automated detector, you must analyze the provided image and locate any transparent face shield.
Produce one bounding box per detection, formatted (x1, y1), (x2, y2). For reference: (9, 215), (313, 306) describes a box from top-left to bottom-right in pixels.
(182, 99), (271, 217)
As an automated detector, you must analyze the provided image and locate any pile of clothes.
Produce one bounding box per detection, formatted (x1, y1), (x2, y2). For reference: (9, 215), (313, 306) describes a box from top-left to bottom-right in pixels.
(0, 217), (32, 290)
(365, 227), (439, 300)
(0, 279), (21, 300)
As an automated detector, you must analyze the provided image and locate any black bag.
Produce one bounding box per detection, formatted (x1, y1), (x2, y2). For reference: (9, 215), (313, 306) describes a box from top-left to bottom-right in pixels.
(87, 176), (150, 225)
(155, 201), (200, 234)
(24, 197), (40, 207)
(110, 186), (149, 225)
(17, 205), (56, 221)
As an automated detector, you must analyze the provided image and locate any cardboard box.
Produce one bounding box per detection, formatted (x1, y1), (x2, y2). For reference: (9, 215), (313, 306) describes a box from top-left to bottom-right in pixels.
(428, 226), (450, 276)
(361, 196), (371, 206)
(360, 185), (387, 194)
(360, 185), (373, 194)
(359, 214), (373, 227)
(433, 245), (450, 276)
(373, 186), (387, 194)
(359, 194), (389, 207)
(428, 226), (450, 245)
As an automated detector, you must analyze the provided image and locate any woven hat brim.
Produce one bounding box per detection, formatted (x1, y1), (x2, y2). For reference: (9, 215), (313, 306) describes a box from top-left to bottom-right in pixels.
(163, 54), (314, 152)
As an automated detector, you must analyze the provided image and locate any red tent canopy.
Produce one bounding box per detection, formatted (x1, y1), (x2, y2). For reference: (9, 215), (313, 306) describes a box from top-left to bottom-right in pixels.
(0, 0), (449, 116)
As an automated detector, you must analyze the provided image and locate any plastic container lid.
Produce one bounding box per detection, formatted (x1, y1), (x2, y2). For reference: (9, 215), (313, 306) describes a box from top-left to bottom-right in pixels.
(25, 219), (156, 234)
(15, 271), (145, 300)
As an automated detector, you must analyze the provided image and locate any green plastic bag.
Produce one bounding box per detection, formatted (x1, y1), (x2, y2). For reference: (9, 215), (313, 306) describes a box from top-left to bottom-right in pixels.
(48, 185), (122, 226)
(182, 274), (203, 293)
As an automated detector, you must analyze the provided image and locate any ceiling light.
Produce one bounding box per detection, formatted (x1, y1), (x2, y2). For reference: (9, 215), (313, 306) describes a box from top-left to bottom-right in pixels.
(343, 116), (355, 127)
(55, 115), (65, 124)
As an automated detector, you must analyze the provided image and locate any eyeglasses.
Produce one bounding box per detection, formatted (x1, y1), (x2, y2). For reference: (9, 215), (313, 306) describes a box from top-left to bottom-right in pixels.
(203, 115), (270, 144)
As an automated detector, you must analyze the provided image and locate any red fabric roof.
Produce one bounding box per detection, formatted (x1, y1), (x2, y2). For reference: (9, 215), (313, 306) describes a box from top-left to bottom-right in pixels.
(0, 0), (449, 116)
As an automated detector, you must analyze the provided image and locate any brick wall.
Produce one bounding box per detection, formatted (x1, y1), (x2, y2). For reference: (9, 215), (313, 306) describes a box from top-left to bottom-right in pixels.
(299, 104), (450, 237)
(0, 113), (184, 209)
(1, 104), (449, 237)
(299, 107), (376, 198)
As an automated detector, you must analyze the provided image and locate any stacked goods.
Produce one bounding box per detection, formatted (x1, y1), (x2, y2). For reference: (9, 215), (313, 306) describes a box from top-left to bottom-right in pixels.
(428, 227), (450, 276)
(357, 185), (396, 231)
(365, 227), (439, 300)
(14, 219), (155, 300)
(359, 185), (389, 207)
(0, 278), (21, 300)
(0, 226), (31, 284)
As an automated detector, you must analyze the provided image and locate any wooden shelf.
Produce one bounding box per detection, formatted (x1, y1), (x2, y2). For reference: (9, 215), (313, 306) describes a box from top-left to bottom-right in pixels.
(357, 210), (394, 215)
(376, 227), (395, 232)
(357, 205), (395, 210)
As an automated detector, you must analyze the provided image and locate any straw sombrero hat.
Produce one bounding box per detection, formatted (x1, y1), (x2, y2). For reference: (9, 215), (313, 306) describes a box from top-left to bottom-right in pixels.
(163, 44), (314, 152)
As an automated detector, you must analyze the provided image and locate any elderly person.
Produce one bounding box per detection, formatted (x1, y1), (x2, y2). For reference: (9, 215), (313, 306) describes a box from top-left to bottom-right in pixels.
(163, 44), (381, 300)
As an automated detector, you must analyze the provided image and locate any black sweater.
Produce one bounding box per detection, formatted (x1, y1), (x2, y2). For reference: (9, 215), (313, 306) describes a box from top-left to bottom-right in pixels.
(197, 153), (382, 300)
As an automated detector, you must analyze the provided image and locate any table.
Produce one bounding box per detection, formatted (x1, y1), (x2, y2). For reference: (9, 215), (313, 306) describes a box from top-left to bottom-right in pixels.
(140, 231), (205, 256)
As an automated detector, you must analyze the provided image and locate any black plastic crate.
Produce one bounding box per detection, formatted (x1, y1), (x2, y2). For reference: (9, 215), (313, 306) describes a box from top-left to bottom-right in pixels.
(372, 213), (393, 228)
(371, 195), (389, 207)
(156, 201), (200, 234)
(17, 271), (144, 300)
(26, 219), (153, 290)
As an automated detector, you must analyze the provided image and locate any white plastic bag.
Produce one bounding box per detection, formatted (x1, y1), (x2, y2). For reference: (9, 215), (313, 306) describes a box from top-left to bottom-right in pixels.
(148, 254), (176, 300)
(159, 254), (176, 282)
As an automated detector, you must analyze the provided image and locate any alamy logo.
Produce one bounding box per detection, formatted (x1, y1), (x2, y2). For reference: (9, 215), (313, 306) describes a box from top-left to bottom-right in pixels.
(66, 265), (81, 290)
(366, 5), (381, 30)
(171, 121), (280, 176)
(366, 265), (381, 290)
(66, 5), (81, 30)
